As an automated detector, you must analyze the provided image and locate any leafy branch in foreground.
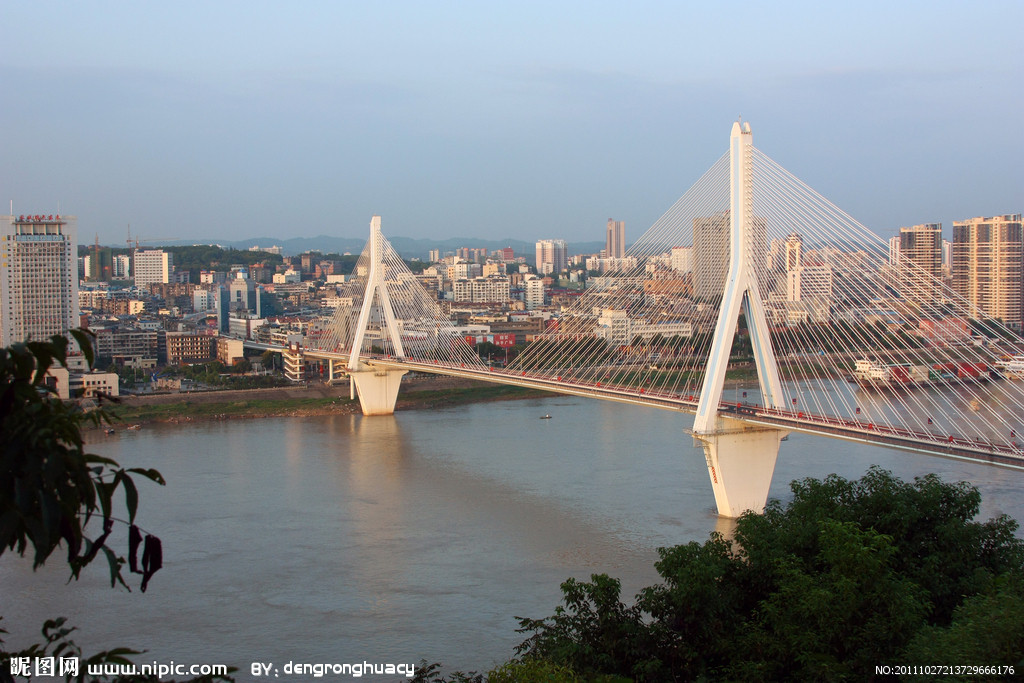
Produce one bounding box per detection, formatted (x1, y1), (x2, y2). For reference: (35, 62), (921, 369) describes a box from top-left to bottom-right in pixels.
(0, 330), (164, 589)
(0, 332), (232, 682)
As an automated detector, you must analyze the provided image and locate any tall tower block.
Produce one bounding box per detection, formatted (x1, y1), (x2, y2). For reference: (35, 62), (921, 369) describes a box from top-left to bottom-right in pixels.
(1, 214), (79, 346)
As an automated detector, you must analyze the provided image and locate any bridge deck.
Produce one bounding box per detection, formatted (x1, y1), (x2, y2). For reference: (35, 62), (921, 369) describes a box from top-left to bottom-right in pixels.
(300, 348), (1024, 470)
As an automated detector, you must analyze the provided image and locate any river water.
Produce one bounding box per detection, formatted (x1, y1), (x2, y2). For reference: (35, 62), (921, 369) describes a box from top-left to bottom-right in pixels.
(3, 394), (1023, 679)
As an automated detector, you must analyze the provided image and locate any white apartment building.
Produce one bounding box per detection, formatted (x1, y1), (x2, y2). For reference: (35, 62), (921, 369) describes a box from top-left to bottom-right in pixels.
(134, 249), (173, 289)
(670, 246), (692, 273)
(594, 308), (693, 346)
(200, 270), (228, 284)
(452, 276), (511, 303)
(446, 262), (481, 280)
(113, 254), (131, 278)
(45, 366), (119, 399)
(535, 239), (567, 275)
(586, 255), (638, 274)
(898, 223), (943, 305)
(273, 269), (302, 284)
(1, 214), (79, 346)
(193, 287), (215, 312)
(524, 276), (545, 310)
(952, 214), (1023, 330)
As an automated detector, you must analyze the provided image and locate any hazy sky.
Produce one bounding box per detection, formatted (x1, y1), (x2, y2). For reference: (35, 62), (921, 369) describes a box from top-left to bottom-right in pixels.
(2, 1), (1021, 247)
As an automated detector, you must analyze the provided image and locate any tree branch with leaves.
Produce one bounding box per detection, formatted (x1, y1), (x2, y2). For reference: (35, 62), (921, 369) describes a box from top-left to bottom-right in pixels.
(0, 330), (164, 589)
(0, 331), (234, 681)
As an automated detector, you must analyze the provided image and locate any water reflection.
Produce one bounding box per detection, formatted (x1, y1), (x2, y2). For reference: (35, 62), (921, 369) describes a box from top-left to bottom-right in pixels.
(0, 396), (1021, 676)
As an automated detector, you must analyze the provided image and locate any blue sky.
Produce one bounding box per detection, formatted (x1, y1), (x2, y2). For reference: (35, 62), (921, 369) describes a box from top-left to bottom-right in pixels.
(2, 1), (1021, 247)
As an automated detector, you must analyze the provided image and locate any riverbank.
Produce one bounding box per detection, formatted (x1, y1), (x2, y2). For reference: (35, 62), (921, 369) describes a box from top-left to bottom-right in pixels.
(99, 375), (549, 429)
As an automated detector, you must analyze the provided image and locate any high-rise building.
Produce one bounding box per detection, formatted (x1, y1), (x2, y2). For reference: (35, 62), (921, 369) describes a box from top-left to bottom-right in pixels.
(898, 223), (943, 305)
(692, 212), (730, 299)
(606, 219), (625, 259)
(452, 275), (511, 303)
(888, 236), (901, 266)
(134, 249), (173, 289)
(113, 254), (131, 279)
(86, 245), (114, 281)
(692, 210), (767, 300)
(535, 239), (567, 275)
(524, 275), (545, 310)
(670, 246), (692, 273)
(952, 214), (1023, 330)
(1, 214), (80, 346)
(784, 233), (803, 302)
(785, 233), (802, 271)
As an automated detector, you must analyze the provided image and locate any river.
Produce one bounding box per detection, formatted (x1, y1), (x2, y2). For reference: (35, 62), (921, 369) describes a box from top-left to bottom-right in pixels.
(2, 394), (1023, 679)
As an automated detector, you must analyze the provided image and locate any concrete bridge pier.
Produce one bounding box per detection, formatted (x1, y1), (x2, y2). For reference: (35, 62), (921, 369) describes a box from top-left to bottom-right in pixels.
(693, 417), (789, 517)
(349, 368), (408, 416)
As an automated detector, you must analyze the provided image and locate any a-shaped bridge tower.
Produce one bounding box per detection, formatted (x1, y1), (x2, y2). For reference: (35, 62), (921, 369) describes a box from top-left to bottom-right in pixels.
(691, 122), (789, 516)
(346, 216), (408, 415)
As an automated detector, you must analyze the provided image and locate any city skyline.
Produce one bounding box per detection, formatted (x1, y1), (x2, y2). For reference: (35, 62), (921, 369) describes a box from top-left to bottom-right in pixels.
(2, 2), (1021, 246)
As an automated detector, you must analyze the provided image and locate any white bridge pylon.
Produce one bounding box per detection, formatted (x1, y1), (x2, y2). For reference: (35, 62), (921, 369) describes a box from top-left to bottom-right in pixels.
(347, 215), (408, 415)
(691, 121), (789, 517)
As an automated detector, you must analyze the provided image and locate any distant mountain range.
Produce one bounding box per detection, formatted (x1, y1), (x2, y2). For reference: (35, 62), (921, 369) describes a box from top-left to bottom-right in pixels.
(154, 235), (608, 260)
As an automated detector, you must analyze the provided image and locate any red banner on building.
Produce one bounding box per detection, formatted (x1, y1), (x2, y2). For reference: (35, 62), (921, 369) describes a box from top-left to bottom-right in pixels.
(493, 333), (516, 348)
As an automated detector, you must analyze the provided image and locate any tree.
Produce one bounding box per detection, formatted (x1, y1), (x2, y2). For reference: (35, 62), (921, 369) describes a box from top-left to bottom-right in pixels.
(515, 466), (1024, 682)
(902, 575), (1024, 674)
(259, 350), (279, 371)
(515, 574), (646, 679)
(0, 332), (163, 585)
(0, 332), (234, 681)
(474, 341), (503, 362)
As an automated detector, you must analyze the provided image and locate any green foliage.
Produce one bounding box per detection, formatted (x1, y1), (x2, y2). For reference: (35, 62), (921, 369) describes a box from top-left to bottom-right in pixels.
(0, 332), (164, 585)
(0, 333), (234, 681)
(259, 350), (279, 370)
(634, 533), (749, 677)
(474, 341), (504, 361)
(753, 466), (1024, 625)
(167, 361), (290, 389)
(729, 519), (928, 681)
(409, 661), (482, 683)
(408, 659), (590, 683)
(515, 467), (1024, 682)
(164, 245), (283, 282)
(902, 575), (1024, 675)
(1, 617), (143, 681)
(0, 617), (235, 682)
(486, 659), (581, 682)
(516, 337), (614, 372)
(516, 575), (646, 679)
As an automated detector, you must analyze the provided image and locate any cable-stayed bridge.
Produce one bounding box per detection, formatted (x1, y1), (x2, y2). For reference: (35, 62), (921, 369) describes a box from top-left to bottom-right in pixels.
(288, 121), (1024, 517)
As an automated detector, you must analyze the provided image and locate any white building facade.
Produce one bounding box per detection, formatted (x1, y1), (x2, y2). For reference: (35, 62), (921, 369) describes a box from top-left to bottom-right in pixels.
(1, 214), (80, 346)
(134, 249), (173, 289)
